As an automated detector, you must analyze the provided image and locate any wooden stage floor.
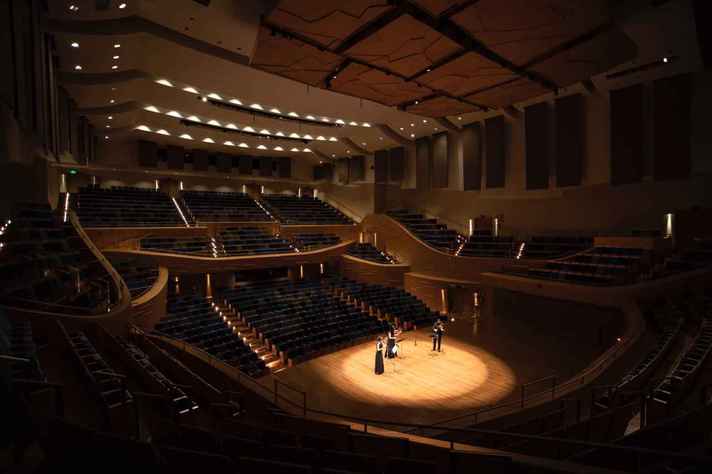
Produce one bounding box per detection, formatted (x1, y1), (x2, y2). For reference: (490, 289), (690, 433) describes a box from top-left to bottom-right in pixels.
(262, 306), (621, 427)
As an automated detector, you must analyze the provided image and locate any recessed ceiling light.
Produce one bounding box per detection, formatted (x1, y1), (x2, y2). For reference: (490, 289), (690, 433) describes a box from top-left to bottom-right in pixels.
(183, 86), (198, 94)
(328, 137), (338, 142)
(238, 143), (249, 148)
(306, 115), (316, 120)
(224, 141), (235, 146)
(208, 120), (221, 127)
(202, 137), (215, 143)
(243, 126), (255, 133)
(303, 148), (311, 153)
(156, 129), (170, 136)
(179, 134), (193, 140)
(410, 123), (414, 127)
(316, 136), (326, 141)
(303, 134), (313, 140)
(229, 98), (243, 105)
(68, 4), (79, 12)
(257, 145), (267, 150)
(332, 154), (335, 157)
(118, 2), (127, 9)
(379, 137), (383, 140)
(105, 124), (111, 128)
(663, 56), (669, 63)
(458, 116), (462, 120)
(434, 127), (439, 131)
(111, 65), (118, 70)
(250, 103), (263, 110)
(423, 119), (428, 123)
(109, 99), (115, 104)
(399, 127), (404, 131)
(291, 147), (300, 152)
(270, 108), (281, 114)
(113, 55), (119, 60)
(186, 115), (201, 122)
(155, 79), (173, 87)
(274, 146), (284, 151)
(144, 105), (160, 113)
(207, 93), (223, 100)
(410, 133), (415, 138)
(166, 111), (183, 118)
(104, 135), (109, 139)
(114, 43), (121, 48)
(108, 116), (113, 120)
(363, 123), (371, 127)
(288, 112), (299, 117)
(135, 125), (151, 132)
(74, 65), (82, 71)
(201, 97), (208, 102)
(71, 42), (79, 48)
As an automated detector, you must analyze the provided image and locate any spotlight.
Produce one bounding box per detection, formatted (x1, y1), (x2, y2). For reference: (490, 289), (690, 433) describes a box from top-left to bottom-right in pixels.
(118, 2), (127, 8)
(74, 65), (82, 71)
(662, 57), (669, 63)
(71, 42), (79, 48)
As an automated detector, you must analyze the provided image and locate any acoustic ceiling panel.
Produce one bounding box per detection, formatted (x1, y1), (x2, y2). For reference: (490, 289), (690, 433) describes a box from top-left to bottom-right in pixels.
(465, 78), (549, 109)
(343, 14), (462, 77)
(530, 28), (637, 87)
(413, 0), (475, 17)
(417, 52), (517, 96)
(330, 63), (432, 106)
(251, 26), (342, 86)
(265, 1), (395, 49)
(452, 0), (612, 66)
(405, 96), (478, 117)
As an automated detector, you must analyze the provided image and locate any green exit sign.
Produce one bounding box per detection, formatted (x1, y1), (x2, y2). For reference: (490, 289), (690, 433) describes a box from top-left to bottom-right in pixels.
(68, 169), (78, 175)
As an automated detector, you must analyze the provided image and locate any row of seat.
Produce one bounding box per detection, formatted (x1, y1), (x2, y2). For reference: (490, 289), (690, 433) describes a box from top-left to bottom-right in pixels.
(155, 295), (265, 377)
(387, 209), (463, 253)
(262, 195), (354, 225)
(291, 233), (340, 251)
(73, 186), (185, 227)
(0, 203), (117, 314)
(109, 257), (159, 299)
(345, 242), (398, 264)
(327, 277), (438, 328)
(0, 312), (45, 381)
(141, 228), (296, 257)
(219, 280), (385, 363)
(458, 235), (516, 258)
(181, 190), (271, 223)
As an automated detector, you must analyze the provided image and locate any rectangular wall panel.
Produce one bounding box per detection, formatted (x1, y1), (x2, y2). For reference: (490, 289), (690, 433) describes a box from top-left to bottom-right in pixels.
(462, 122), (483, 190)
(349, 155), (365, 181)
(216, 154), (232, 173)
(138, 140), (158, 167)
(610, 84), (644, 185)
(525, 102), (550, 190)
(485, 116), (506, 188)
(653, 74), (691, 180)
(238, 156), (252, 175)
(278, 157), (291, 178)
(192, 149), (209, 171)
(555, 94), (584, 187)
(389, 147), (405, 182)
(415, 137), (431, 190)
(374, 149), (388, 183)
(336, 158), (350, 183)
(166, 145), (184, 170)
(431, 133), (448, 188)
(259, 157), (273, 177)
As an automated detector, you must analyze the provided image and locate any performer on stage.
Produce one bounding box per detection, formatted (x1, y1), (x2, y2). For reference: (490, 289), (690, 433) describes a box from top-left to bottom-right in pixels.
(386, 323), (400, 359)
(432, 319), (444, 352)
(374, 337), (384, 375)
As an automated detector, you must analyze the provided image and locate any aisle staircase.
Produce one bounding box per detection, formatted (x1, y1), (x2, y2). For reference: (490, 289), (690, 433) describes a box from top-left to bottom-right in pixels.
(213, 302), (285, 374)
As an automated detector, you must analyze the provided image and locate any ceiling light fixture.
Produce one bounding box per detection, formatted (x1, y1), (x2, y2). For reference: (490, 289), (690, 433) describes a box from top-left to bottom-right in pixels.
(250, 104), (263, 110)
(202, 137), (215, 143)
(303, 148), (311, 153)
(207, 93), (223, 100)
(224, 141), (235, 146)
(111, 65), (118, 70)
(156, 79), (173, 87)
(118, 2), (127, 9)
(183, 86), (198, 94)
(156, 129), (170, 136)
(109, 99), (115, 104)
(71, 42), (79, 48)
(114, 43), (121, 48)
(257, 145), (267, 150)
(144, 105), (160, 113)
(179, 134), (193, 140)
(238, 143), (249, 148)
(74, 65), (82, 71)
(229, 99), (243, 105)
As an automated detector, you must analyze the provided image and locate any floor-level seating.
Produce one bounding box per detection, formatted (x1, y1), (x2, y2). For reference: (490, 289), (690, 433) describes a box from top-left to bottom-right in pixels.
(109, 257), (159, 299)
(155, 295), (265, 377)
(0, 203), (117, 314)
(345, 243), (398, 264)
(219, 280), (385, 363)
(327, 277), (438, 328)
(387, 209), (462, 253)
(261, 195), (353, 225)
(291, 233), (340, 251)
(73, 186), (185, 227)
(181, 190), (271, 223)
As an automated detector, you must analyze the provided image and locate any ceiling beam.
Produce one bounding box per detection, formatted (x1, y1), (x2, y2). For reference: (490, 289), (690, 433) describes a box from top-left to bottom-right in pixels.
(435, 117), (459, 133)
(439, 0), (481, 19)
(332, 7), (406, 54)
(376, 124), (412, 146)
(340, 137), (370, 155)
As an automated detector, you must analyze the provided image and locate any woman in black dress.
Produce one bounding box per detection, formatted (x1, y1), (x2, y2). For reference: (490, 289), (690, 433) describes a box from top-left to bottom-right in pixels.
(374, 337), (385, 375)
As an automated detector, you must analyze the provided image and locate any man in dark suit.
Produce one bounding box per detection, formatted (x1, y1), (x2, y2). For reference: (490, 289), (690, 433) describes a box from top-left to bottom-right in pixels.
(432, 319), (444, 352)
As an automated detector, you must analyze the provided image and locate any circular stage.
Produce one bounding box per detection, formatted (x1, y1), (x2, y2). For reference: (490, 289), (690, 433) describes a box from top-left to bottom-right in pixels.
(267, 327), (518, 426)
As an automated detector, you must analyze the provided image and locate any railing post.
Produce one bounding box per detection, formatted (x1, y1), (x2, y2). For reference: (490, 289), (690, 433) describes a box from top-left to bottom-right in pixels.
(363, 423), (368, 433)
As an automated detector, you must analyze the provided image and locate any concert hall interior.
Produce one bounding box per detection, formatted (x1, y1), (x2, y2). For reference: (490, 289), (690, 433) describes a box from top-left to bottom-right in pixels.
(2, 0), (712, 472)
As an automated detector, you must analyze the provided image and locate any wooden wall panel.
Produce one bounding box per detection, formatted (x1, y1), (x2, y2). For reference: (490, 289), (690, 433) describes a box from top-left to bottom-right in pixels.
(278, 157), (292, 178)
(525, 102), (550, 190)
(192, 149), (209, 171)
(404, 272), (480, 314)
(431, 133), (448, 188)
(485, 116), (506, 188)
(653, 74), (691, 181)
(415, 137), (431, 190)
(374, 149), (388, 183)
(138, 140), (159, 167)
(166, 145), (184, 170)
(259, 157), (273, 177)
(610, 84), (644, 185)
(555, 94), (584, 187)
(388, 147), (405, 182)
(349, 156), (365, 181)
(216, 154), (232, 173)
(336, 158), (350, 183)
(238, 156), (252, 175)
(340, 255), (410, 288)
(462, 122), (483, 190)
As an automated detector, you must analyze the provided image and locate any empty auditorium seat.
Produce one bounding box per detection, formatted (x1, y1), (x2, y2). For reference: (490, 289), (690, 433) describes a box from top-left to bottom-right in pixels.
(387, 209), (463, 253)
(109, 257), (159, 299)
(291, 232), (340, 251)
(73, 186), (186, 227)
(522, 236), (593, 259)
(261, 195), (354, 225)
(181, 190), (272, 223)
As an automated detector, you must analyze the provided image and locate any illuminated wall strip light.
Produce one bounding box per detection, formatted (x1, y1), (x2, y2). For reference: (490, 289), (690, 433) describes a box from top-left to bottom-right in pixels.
(63, 192), (71, 223)
(172, 197), (190, 227)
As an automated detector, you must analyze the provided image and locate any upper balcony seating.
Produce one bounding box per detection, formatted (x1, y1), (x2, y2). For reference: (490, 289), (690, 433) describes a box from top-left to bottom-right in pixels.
(219, 280), (385, 363)
(0, 203), (117, 314)
(459, 232), (516, 258)
(141, 236), (213, 256)
(261, 195), (354, 225)
(181, 191), (271, 223)
(0, 311), (45, 381)
(524, 246), (649, 286)
(155, 295), (265, 377)
(327, 277), (438, 328)
(74, 186), (184, 227)
(109, 257), (159, 299)
(291, 233), (340, 251)
(386, 209), (462, 253)
(522, 236), (593, 259)
(652, 306), (712, 405)
(219, 227), (295, 256)
(116, 337), (199, 416)
(61, 326), (133, 410)
(345, 243), (398, 264)
(660, 238), (712, 274)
